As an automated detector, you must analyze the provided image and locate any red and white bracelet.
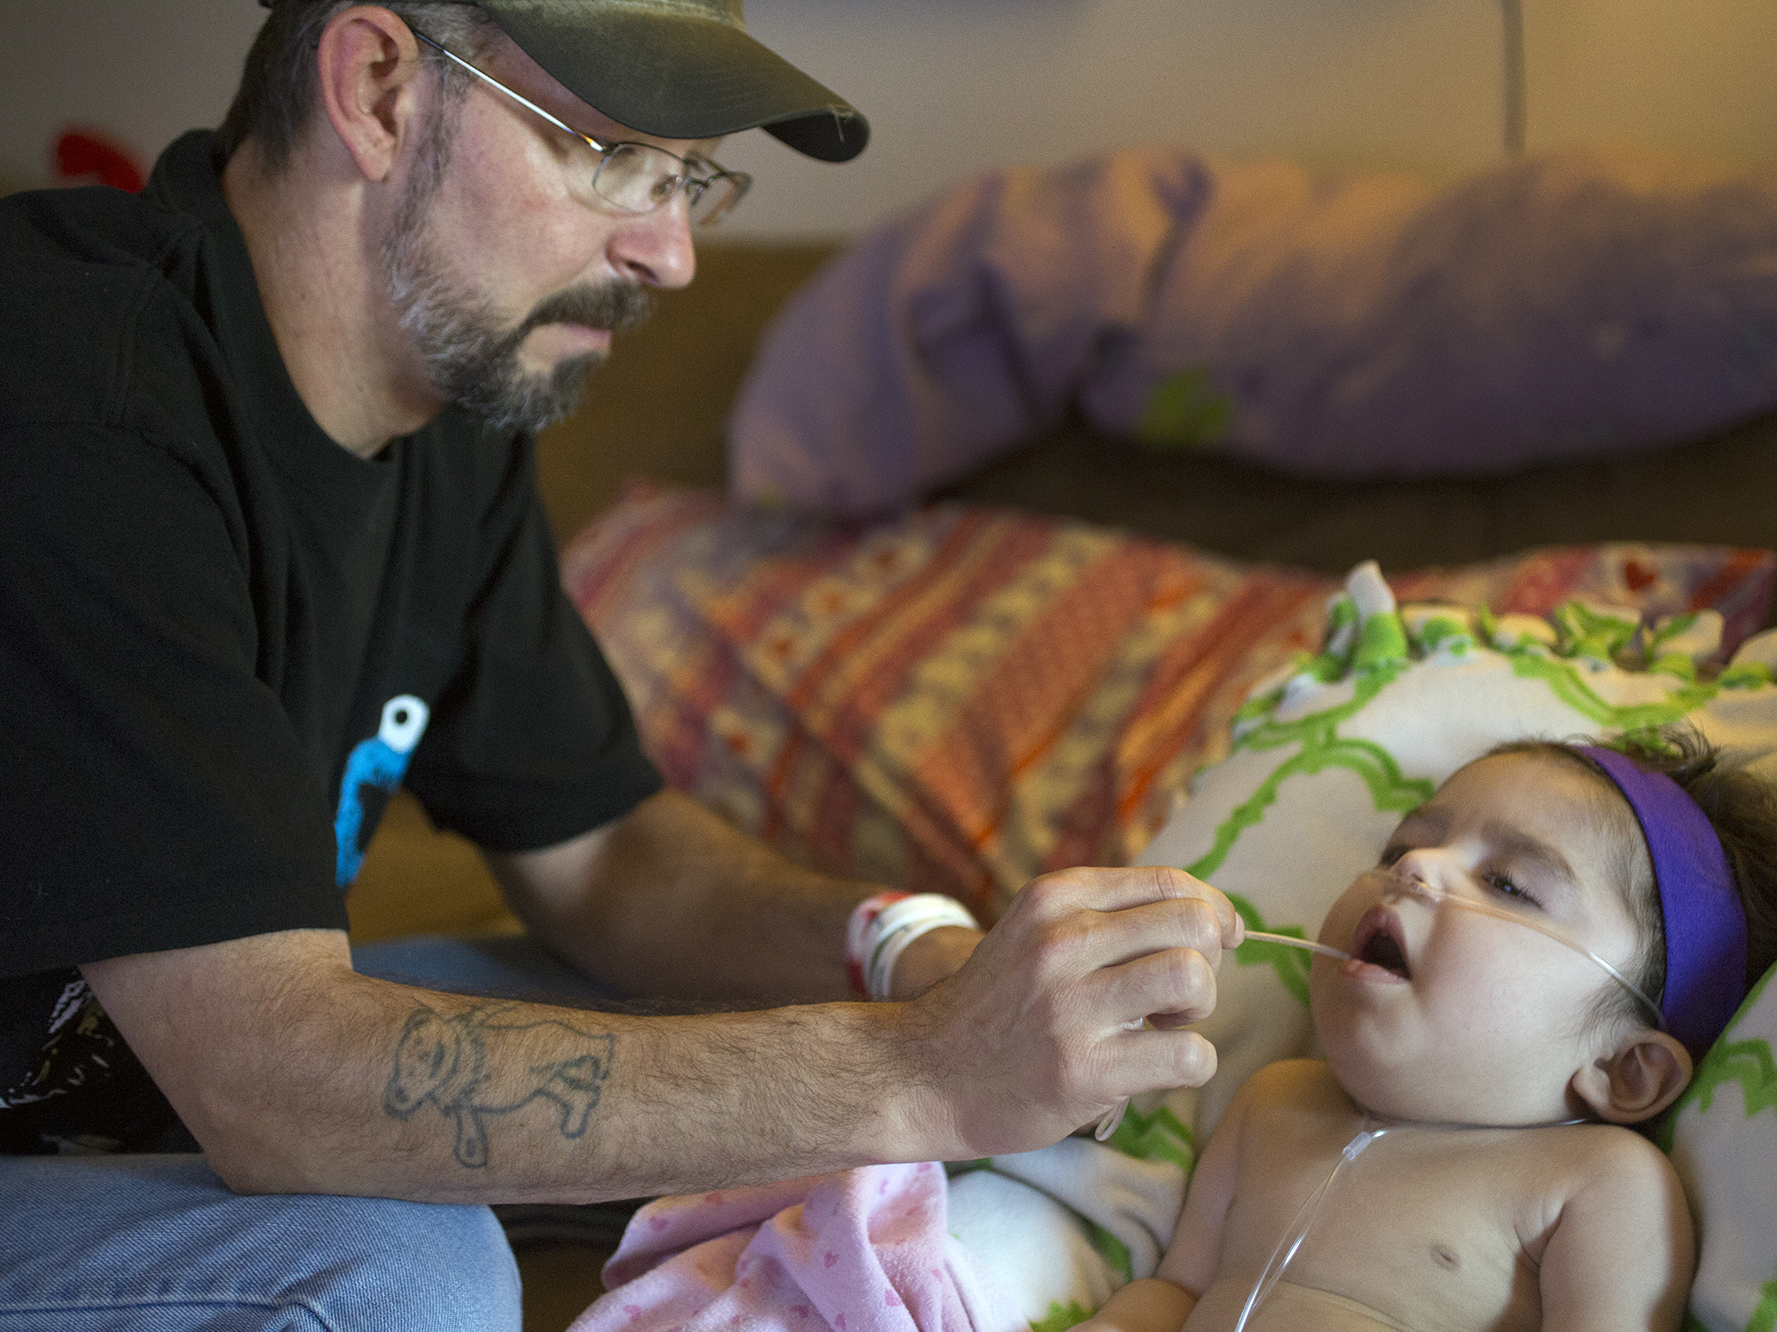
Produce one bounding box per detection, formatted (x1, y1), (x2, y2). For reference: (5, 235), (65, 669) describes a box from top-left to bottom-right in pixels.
(845, 891), (980, 1000)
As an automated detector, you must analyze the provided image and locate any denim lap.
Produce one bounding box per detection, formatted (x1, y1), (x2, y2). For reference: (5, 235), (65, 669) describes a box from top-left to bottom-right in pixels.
(0, 1154), (520, 1330)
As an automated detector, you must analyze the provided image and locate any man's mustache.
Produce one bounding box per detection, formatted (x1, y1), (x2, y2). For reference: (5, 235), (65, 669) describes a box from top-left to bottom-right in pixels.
(518, 281), (656, 341)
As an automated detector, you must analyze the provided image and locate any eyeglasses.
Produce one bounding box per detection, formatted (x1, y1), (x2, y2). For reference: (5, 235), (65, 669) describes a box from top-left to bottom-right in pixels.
(409, 28), (752, 228)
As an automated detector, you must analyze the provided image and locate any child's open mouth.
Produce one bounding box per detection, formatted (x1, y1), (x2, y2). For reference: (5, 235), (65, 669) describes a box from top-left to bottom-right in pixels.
(1347, 907), (1412, 981)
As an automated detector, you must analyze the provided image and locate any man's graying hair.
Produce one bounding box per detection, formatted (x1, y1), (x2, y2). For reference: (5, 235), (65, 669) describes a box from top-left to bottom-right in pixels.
(218, 2), (498, 174)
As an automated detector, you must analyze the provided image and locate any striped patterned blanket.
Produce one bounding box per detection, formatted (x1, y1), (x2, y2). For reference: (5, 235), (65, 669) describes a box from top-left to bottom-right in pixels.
(561, 482), (1772, 923)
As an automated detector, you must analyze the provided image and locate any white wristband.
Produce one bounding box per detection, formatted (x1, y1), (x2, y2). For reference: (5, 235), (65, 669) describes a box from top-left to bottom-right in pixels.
(862, 893), (979, 1001)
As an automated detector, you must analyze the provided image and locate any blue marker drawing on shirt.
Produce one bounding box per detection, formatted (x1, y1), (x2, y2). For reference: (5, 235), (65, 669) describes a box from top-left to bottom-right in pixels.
(335, 694), (430, 886)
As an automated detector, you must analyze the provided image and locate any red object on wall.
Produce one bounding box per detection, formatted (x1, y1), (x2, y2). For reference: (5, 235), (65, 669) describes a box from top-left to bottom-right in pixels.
(53, 128), (147, 193)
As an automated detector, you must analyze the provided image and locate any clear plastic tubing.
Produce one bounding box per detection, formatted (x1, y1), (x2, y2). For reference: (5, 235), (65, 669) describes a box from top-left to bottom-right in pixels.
(1232, 1122), (1387, 1332)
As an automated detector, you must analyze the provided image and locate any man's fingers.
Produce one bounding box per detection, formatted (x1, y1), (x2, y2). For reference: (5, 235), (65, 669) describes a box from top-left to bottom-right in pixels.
(1094, 942), (1221, 1030)
(1072, 893), (1232, 973)
(1144, 1011), (1196, 1031)
(1101, 1025), (1219, 1096)
(1021, 864), (1241, 944)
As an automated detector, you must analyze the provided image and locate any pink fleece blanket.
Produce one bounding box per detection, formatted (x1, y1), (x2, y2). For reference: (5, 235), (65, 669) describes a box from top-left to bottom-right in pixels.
(571, 1164), (1026, 1332)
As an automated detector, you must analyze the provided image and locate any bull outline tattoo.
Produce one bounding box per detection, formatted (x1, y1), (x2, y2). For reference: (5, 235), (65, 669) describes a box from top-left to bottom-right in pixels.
(383, 1003), (614, 1168)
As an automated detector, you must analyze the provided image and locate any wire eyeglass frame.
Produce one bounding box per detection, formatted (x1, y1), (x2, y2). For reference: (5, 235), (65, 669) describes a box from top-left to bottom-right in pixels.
(408, 27), (752, 228)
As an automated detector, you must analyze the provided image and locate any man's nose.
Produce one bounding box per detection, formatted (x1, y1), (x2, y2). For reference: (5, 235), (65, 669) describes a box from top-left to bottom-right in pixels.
(606, 195), (697, 290)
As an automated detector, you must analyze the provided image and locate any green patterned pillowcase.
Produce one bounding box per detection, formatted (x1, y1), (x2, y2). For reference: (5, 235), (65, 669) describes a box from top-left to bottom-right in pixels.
(1132, 561), (1777, 1329)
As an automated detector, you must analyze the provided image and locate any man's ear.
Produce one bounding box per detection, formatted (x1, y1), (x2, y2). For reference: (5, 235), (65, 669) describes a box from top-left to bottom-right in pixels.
(314, 6), (428, 184)
(1571, 1030), (1693, 1125)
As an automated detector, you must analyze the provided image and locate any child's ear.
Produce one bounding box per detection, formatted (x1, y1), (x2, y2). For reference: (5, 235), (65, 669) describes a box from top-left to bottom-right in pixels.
(1571, 1030), (1693, 1124)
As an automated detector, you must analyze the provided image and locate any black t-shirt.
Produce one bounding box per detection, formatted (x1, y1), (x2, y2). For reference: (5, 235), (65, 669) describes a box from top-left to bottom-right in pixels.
(0, 131), (662, 1152)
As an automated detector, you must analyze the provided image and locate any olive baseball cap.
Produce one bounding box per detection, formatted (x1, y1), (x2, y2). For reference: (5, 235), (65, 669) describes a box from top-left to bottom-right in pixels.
(472, 0), (867, 162)
(260, 0), (868, 160)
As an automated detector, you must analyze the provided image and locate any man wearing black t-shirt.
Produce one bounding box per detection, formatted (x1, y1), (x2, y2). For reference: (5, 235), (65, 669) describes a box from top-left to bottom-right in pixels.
(0, 3), (1239, 1324)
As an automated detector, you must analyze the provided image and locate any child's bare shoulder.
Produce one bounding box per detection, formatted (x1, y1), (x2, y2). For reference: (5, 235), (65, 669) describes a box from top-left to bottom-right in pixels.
(1526, 1121), (1694, 1306)
(1534, 1120), (1673, 1175)
(1509, 1121), (1687, 1252)
(1548, 1121), (1682, 1196)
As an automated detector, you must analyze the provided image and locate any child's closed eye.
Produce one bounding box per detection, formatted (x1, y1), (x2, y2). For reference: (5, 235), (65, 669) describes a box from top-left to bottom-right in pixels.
(1480, 868), (1541, 908)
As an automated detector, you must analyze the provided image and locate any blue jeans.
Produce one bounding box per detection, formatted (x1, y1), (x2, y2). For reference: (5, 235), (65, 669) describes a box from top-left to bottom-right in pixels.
(0, 935), (617, 1331)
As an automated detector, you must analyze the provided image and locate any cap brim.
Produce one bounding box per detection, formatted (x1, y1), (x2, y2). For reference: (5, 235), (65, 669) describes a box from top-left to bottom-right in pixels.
(476, 1), (869, 162)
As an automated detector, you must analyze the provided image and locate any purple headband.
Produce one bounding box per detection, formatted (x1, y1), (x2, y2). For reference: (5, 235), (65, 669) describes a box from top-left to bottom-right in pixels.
(1578, 745), (1748, 1060)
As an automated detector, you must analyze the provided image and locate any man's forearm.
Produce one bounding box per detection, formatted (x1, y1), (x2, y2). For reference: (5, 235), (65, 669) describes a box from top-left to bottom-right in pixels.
(86, 933), (947, 1202)
(308, 987), (946, 1202)
(86, 863), (1238, 1204)
(493, 790), (980, 1004)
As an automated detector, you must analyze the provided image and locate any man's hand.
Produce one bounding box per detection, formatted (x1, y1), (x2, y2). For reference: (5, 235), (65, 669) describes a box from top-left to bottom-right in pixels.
(893, 865), (1240, 1160)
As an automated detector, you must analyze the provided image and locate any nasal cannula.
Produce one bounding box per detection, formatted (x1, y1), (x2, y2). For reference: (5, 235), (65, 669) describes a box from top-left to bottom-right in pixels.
(1389, 875), (1664, 1024)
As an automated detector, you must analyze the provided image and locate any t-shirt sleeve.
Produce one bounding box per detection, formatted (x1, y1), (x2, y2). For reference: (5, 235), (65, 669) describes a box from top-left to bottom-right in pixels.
(0, 425), (344, 976)
(400, 437), (662, 854)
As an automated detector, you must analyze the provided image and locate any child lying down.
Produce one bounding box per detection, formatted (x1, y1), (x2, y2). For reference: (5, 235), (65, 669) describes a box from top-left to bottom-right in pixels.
(1078, 728), (1777, 1332)
(576, 728), (1776, 1332)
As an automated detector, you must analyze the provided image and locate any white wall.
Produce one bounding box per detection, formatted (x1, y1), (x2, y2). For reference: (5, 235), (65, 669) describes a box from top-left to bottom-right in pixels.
(3, 1), (1773, 240)
(721, 0), (1506, 237)
(0, 1), (265, 193)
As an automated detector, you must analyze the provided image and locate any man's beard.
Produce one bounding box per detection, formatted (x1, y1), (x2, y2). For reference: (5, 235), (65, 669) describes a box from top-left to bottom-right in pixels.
(379, 125), (655, 435)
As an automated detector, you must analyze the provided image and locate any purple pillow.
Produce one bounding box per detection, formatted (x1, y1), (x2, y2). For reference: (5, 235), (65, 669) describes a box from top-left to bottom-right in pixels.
(729, 145), (1777, 513)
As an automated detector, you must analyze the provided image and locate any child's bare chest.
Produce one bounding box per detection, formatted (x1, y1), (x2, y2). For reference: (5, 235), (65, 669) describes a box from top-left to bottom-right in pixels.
(1194, 1119), (1573, 1332)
